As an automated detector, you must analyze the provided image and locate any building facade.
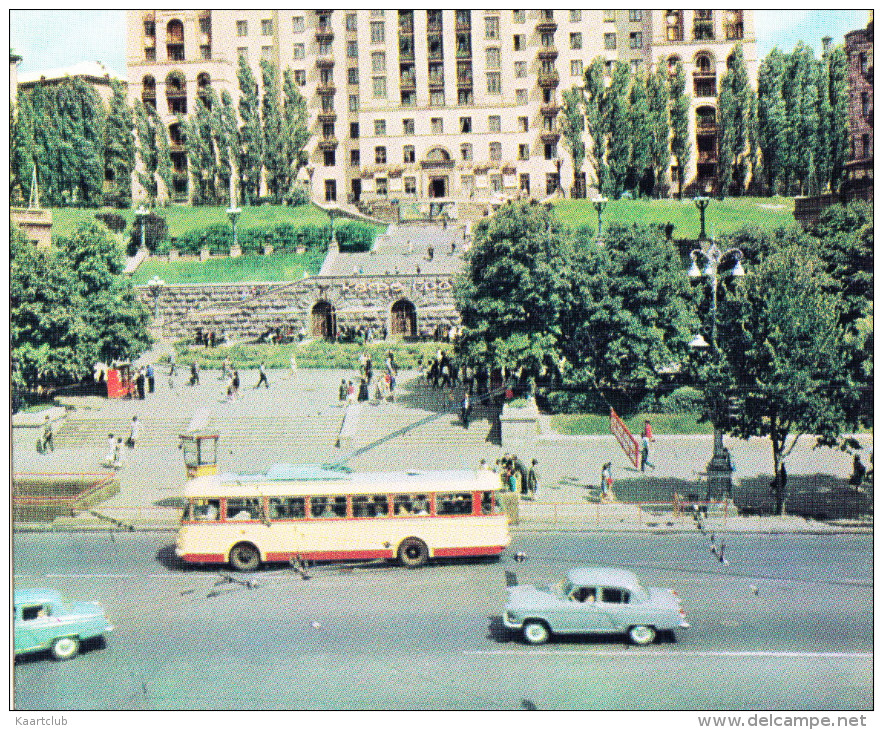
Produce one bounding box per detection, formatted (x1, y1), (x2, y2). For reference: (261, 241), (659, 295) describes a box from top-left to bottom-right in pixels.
(843, 14), (873, 197)
(126, 9), (756, 205)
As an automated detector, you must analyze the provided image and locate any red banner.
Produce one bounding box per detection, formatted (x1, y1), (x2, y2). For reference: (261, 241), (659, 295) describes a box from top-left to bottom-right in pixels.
(610, 408), (639, 468)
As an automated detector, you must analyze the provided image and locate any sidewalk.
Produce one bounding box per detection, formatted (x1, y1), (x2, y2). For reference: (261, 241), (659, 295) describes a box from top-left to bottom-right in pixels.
(12, 367), (872, 534)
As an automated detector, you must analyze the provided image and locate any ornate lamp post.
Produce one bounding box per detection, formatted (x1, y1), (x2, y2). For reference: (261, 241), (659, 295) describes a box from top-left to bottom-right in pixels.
(147, 275), (165, 319)
(693, 196), (710, 240)
(226, 205), (242, 249)
(688, 240), (745, 499)
(592, 196), (609, 240)
(135, 205), (149, 251)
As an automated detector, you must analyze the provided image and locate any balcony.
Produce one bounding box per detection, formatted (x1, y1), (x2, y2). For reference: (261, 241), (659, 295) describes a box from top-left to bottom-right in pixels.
(697, 150), (718, 164)
(536, 18), (557, 33)
(428, 74), (445, 88)
(538, 70), (560, 87)
(693, 79), (717, 98)
(457, 74), (473, 88)
(316, 54), (335, 68)
(317, 111), (337, 123)
(317, 80), (336, 94)
(540, 131), (560, 143)
(400, 74), (416, 90)
(696, 120), (717, 133)
(537, 46), (558, 60)
(540, 103), (561, 116)
(456, 21), (471, 32)
(318, 136), (338, 150)
(399, 21), (414, 35)
(427, 21), (442, 33)
(428, 49), (444, 61)
(316, 27), (334, 42)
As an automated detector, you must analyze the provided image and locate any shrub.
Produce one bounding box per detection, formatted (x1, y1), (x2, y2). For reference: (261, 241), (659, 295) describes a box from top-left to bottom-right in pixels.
(175, 223), (233, 254)
(127, 213), (168, 255)
(335, 221), (376, 252)
(287, 185), (310, 207)
(657, 386), (704, 414)
(94, 212), (127, 233)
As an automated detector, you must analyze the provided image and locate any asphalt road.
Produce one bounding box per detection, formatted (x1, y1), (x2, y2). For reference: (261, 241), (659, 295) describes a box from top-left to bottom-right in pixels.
(12, 531), (872, 711)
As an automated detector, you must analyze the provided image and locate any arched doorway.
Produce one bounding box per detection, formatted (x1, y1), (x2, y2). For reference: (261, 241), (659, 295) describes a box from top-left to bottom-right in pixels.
(311, 301), (337, 339)
(390, 300), (417, 338)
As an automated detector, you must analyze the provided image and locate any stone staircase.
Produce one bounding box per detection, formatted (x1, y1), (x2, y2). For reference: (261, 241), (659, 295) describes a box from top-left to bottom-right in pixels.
(210, 411), (344, 448)
(54, 416), (191, 448)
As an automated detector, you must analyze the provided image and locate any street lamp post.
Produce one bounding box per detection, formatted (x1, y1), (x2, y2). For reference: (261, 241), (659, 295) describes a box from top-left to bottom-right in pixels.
(592, 197), (608, 241)
(135, 205), (149, 251)
(688, 240), (745, 500)
(226, 205), (242, 249)
(147, 275), (165, 319)
(693, 196), (710, 240)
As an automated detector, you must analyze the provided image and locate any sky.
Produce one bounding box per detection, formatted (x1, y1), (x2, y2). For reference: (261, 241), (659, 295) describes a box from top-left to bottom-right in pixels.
(9, 9), (872, 77)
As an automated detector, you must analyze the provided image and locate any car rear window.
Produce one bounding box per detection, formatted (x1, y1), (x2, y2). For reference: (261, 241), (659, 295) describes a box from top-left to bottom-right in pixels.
(601, 587), (630, 604)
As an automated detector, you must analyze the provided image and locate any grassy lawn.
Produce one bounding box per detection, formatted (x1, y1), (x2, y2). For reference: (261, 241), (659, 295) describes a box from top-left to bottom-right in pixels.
(554, 197), (796, 239)
(130, 251), (326, 284)
(172, 339), (443, 371)
(551, 412), (713, 436)
(51, 204), (334, 239)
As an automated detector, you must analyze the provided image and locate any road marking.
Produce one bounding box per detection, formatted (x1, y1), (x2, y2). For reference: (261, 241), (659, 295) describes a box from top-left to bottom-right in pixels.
(19, 574), (172, 579)
(464, 650), (872, 659)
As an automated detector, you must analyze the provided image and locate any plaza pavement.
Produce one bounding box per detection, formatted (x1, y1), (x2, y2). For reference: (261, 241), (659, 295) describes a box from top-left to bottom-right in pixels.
(12, 362), (872, 535)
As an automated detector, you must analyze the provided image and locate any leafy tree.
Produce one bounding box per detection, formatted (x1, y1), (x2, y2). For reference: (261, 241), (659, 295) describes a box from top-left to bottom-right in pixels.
(103, 79), (135, 208)
(214, 89), (239, 204)
(826, 45), (850, 191)
(605, 62), (631, 197)
(781, 43), (820, 195)
(717, 44), (757, 196)
(559, 87), (586, 198)
(583, 58), (610, 195)
(134, 100), (168, 203)
(10, 97), (36, 204)
(646, 64), (671, 198)
(237, 54), (263, 204)
(668, 59), (691, 199)
(27, 83), (62, 204)
(757, 49), (789, 193)
(627, 72), (653, 196)
(715, 245), (857, 513)
(181, 94), (218, 205)
(455, 202), (575, 372)
(261, 59), (286, 203)
(282, 69), (310, 201)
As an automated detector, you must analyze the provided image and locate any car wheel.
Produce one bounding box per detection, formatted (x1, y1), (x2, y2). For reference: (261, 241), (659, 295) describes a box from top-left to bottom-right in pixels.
(51, 636), (80, 661)
(229, 542), (261, 572)
(523, 621), (550, 645)
(628, 625), (656, 645)
(398, 537), (429, 568)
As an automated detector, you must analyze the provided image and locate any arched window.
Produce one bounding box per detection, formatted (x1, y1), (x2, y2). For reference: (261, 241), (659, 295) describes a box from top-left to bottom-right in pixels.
(695, 53), (714, 74)
(666, 55), (681, 75)
(695, 105), (716, 130)
(425, 147), (451, 162)
(311, 301), (337, 339)
(167, 19), (185, 61)
(196, 72), (212, 109)
(141, 75), (156, 109)
(166, 71), (187, 115)
(168, 122), (185, 147)
(390, 300), (417, 338)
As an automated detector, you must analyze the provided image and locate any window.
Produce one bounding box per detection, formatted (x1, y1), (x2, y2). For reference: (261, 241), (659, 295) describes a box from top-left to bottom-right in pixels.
(346, 13), (357, 31)
(485, 16), (499, 40)
(431, 117), (444, 134)
(430, 90), (445, 106)
(546, 172), (559, 194)
(515, 61), (527, 78)
(393, 493), (429, 515)
(488, 115), (501, 133)
(145, 47), (156, 61)
(693, 10), (714, 41)
(570, 10), (582, 23)
(261, 46), (273, 61)
(373, 76), (387, 98)
(371, 9), (385, 18)
(376, 178), (388, 196)
(601, 587), (630, 604)
(200, 45), (211, 60)
(458, 88), (473, 105)
(491, 174), (502, 192)
(403, 145), (415, 163)
(226, 498), (260, 521)
(436, 492), (473, 516)
(347, 41), (358, 58)
(605, 60), (615, 75)
(486, 47), (501, 69)
(489, 142), (502, 161)
(323, 149), (336, 166)
(371, 21), (385, 44)
(629, 32), (643, 49)
(629, 10), (642, 22)
(461, 174), (474, 191)
(144, 20), (155, 36)
(403, 118), (415, 135)
(261, 19), (273, 36)
(375, 146), (387, 164)
(603, 10), (616, 22)
(294, 69), (306, 86)
(348, 67), (359, 85)
(309, 495), (346, 518)
(542, 88), (553, 103)
(516, 88), (528, 104)
(513, 10), (525, 23)
(541, 33), (555, 48)
(520, 173), (530, 191)
(570, 33), (582, 50)
(518, 143), (529, 160)
(324, 180), (337, 202)
(322, 122), (335, 138)
(350, 149), (360, 165)
(402, 90), (416, 106)
(486, 72), (501, 94)
(404, 177), (416, 194)
(604, 33), (616, 50)
(199, 16), (210, 33)
(630, 59), (642, 74)
(544, 143), (557, 160)
(518, 116), (528, 132)
(374, 119), (386, 136)
(513, 34), (525, 51)
(292, 16), (304, 33)
(238, 47), (249, 62)
(350, 122), (359, 138)
(237, 20), (248, 36)
(461, 143), (473, 161)
(372, 52), (386, 74)
(861, 92), (870, 117)
(293, 43), (305, 59)
(460, 116), (472, 133)
(349, 94), (359, 112)
(351, 495), (389, 518)
(571, 59), (583, 76)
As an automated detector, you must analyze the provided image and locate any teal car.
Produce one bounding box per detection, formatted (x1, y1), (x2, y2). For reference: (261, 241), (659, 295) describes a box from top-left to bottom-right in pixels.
(13, 588), (114, 661)
(503, 566), (689, 646)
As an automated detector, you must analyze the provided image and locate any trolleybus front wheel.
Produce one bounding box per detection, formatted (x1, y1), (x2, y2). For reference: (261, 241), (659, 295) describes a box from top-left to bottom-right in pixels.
(229, 542), (261, 572)
(397, 537), (429, 568)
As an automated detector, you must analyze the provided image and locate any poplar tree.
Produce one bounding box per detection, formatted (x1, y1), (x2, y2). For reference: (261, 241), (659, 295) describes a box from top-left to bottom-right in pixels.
(627, 72), (653, 196)
(260, 59), (286, 203)
(605, 61), (631, 197)
(757, 49), (788, 193)
(647, 64), (671, 198)
(583, 58), (610, 196)
(237, 54), (263, 204)
(668, 60), (691, 199)
(181, 95), (217, 205)
(27, 84), (61, 204)
(782, 44), (819, 195)
(282, 69), (311, 201)
(559, 86), (586, 198)
(10, 98), (36, 204)
(103, 79), (135, 208)
(214, 90), (239, 204)
(717, 44), (757, 196)
(134, 100), (170, 203)
(826, 46), (850, 192)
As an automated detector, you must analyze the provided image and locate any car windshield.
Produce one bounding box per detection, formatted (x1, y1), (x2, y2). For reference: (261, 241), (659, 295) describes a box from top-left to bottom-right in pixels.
(556, 579), (573, 597)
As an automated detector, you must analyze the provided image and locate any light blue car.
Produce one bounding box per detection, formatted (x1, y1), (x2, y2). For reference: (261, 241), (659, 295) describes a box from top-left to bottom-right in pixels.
(13, 588), (114, 661)
(503, 566), (689, 646)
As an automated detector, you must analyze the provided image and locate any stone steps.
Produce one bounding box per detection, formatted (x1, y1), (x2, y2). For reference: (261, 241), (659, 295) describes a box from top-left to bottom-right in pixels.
(54, 417), (191, 448)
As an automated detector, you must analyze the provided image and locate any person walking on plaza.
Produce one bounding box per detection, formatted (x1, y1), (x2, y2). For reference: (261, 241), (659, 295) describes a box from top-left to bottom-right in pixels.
(640, 433), (654, 472)
(101, 433), (116, 468)
(189, 361), (200, 386)
(136, 367), (146, 400)
(231, 369), (240, 399)
(146, 364), (155, 394)
(460, 391), (472, 429)
(168, 349), (176, 377)
(38, 414), (54, 453)
(255, 362), (270, 389)
(289, 354), (298, 383)
(125, 415), (140, 449)
(643, 419), (654, 442)
(601, 462), (614, 501)
(527, 459), (540, 500)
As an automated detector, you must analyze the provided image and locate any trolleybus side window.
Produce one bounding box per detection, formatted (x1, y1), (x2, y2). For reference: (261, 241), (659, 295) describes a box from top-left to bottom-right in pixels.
(192, 499), (221, 521)
(268, 496), (305, 520)
(352, 494), (389, 518)
(309, 495), (347, 518)
(226, 497), (259, 520)
(437, 492), (473, 515)
(481, 491), (501, 515)
(394, 493), (430, 515)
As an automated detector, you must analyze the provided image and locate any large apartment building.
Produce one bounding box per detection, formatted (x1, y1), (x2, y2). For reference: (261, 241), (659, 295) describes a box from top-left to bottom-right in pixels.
(126, 9), (756, 205)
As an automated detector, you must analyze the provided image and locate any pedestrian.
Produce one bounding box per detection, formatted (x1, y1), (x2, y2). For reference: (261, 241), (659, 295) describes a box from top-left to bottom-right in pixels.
(850, 454), (867, 486)
(189, 361), (200, 386)
(358, 377), (369, 402)
(427, 245), (434, 261)
(407, 239), (414, 255)
(112, 437), (124, 469)
(221, 356), (231, 380)
(102, 433), (116, 468)
(601, 462), (614, 501)
(168, 349), (176, 376)
(513, 455), (528, 496)
(125, 416), (140, 449)
(460, 391), (471, 429)
(232, 369), (240, 399)
(255, 362), (270, 389)
(440, 361), (451, 388)
(289, 354), (298, 382)
(146, 363), (155, 394)
(38, 414), (54, 453)
(527, 459), (540, 500)
(640, 434), (654, 472)
(136, 367), (146, 400)
(643, 419), (654, 442)
(339, 378), (348, 402)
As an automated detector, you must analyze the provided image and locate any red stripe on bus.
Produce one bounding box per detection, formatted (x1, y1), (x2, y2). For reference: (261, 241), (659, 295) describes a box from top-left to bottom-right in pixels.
(433, 545), (506, 558)
(181, 553), (226, 563)
(265, 549), (394, 562)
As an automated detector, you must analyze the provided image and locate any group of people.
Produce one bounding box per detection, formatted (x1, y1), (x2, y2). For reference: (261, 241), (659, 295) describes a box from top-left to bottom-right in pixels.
(340, 351), (399, 405)
(129, 365), (155, 400)
(336, 325), (387, 345)
(482, 454), (540, 500)
(194, 329), (229, 348)
(100, 416), (140, 470)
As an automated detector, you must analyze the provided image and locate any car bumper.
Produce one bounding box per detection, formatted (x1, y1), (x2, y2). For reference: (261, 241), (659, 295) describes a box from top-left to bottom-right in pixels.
(502, 613), (524, 630)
